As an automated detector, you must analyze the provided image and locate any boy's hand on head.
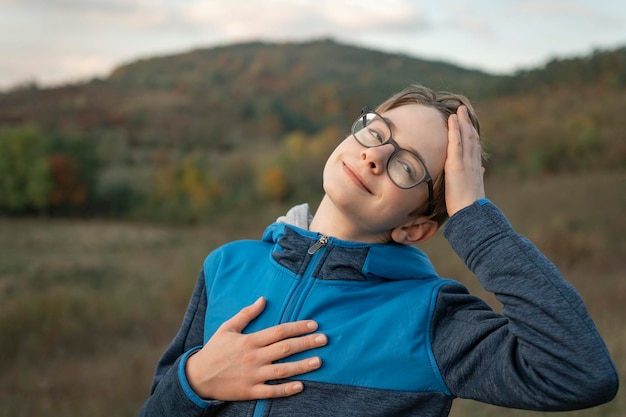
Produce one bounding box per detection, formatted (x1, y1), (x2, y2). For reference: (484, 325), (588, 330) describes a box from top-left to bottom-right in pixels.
(444, 105), (485, 217)
(185, 296), (327, 401)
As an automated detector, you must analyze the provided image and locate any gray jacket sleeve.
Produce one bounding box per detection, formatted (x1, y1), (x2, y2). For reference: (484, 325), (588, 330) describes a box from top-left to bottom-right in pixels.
(138, 269), (222, 417)
(431, 200), (618, 410)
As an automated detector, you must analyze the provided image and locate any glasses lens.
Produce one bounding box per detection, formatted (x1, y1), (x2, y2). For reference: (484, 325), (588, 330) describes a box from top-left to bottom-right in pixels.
(352, 113), (391, 147)
(388, 150), (427, 188)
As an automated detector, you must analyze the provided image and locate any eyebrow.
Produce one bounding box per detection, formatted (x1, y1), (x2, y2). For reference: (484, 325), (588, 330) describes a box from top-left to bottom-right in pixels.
(382, 115), (426, 160)
(381, 116), (395, 130)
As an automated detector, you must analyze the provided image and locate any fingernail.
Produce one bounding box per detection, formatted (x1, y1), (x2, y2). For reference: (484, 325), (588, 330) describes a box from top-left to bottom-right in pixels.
(307, 321), (318, 330)
(315, 334), (327, 344)
(309, 357), (321, 367)
(291, 382), (304, 393)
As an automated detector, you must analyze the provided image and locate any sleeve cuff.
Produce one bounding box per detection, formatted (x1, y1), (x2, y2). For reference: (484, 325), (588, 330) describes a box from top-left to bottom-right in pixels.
(178, 348), (223, 408)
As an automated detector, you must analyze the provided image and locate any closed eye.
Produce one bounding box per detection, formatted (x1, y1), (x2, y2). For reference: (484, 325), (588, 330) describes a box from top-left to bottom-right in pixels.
(390, 153), (424, 184)
(367, 128), (385, 143)
(399, 160), (416, 179)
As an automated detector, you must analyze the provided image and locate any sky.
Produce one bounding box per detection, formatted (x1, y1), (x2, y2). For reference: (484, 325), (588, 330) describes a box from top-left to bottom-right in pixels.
(1, 0), (625, 90)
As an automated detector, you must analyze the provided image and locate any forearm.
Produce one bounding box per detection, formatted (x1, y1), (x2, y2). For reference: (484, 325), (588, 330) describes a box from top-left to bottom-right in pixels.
(438, 200), (618, 409)
(446, 200), (597, 338)
(138, 271), (213, 415)
(138, 353), (220, 417)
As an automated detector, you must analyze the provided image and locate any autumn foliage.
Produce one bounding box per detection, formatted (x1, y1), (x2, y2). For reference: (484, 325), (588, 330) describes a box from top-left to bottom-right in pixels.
(0, 40), (624, 220)
(0, 126), (98, 214)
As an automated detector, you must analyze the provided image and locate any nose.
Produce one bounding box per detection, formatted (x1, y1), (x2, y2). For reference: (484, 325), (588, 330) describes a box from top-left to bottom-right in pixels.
(360, 144), (394, 175)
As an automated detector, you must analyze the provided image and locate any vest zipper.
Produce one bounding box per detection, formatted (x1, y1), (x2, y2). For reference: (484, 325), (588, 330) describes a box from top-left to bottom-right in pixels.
(252, 400), (266, 417)
(253, 233), (329, 417)
(307, 235), (328, 254)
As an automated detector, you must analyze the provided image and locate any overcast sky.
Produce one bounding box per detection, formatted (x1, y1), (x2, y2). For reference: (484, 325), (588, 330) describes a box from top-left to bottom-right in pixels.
(1, 0), (625, 89)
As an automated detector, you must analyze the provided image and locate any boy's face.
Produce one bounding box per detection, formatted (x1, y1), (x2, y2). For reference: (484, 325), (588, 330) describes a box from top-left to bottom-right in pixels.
(322, 103), (447, 240)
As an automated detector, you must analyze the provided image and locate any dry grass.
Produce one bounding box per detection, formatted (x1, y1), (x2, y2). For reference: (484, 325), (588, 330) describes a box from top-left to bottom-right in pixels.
(0, 173), (624, 417)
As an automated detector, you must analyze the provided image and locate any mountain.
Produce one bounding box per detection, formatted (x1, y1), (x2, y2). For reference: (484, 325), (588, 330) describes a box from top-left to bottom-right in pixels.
(0, 39), (624, 219)
(0, 39), (506, 149)
(2, 39), (624, 151)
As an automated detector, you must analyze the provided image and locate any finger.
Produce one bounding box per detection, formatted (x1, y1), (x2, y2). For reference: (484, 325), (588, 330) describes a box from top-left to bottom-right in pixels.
(259, 355), (323, 383)
(457, 106), (479, 146)
(265, 332), (328, 362)
(253, 357), (323, 398)
(221, 297), (266, 333)
(253, 319), (320, 347)
(253, 380), (306, 399)
(459, 107), (482, 167)
(446, 113), (462, 168)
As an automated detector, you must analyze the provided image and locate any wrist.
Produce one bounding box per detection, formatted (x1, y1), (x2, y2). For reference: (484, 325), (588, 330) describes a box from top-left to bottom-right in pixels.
(185, 350), (209, 398)
(180, 348), (216, 405)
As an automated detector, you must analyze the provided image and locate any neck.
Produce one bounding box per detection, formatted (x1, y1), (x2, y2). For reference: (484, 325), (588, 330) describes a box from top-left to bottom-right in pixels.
(309, 195), (392, 243)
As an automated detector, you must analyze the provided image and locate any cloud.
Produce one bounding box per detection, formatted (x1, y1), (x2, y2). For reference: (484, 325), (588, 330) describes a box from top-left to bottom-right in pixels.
(7, 0), (172, 29)
(179, 0), (428, 41)
(0, 51), (112, 88)
(520, 0), (597, 17)
(82, 0), (170, 29)
(320, 0), (425, 31)
(1, 0), (624, 87)
(444, 4), (494, 40)
(516, 0), (622, 28)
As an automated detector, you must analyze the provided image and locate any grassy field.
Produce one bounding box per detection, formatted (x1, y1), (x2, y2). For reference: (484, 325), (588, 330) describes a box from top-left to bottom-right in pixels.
(0, 172), (624, 417)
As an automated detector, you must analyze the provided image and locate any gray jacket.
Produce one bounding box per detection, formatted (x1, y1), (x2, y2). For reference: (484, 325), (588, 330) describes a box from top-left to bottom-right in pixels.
(139, 200), (618, 416)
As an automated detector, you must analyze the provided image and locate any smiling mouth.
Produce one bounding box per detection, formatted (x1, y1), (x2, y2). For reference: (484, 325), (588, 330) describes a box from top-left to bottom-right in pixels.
(343, 163), (373, 194)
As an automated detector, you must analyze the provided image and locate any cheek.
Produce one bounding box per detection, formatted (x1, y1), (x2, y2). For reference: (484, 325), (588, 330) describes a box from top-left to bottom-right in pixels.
(323, 138), (355, 171)
(386, 186), (428, 219)
(323, 146), (340, 174)
(321, 147), (343, 193)
(334, 137), (355, 153)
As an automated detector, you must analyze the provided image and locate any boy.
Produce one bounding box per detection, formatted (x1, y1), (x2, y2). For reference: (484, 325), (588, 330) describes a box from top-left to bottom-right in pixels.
(139, 85), (618, 416)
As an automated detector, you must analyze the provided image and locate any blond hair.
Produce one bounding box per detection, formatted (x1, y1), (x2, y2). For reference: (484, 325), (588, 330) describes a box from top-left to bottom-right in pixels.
(376, 84), (485, 227)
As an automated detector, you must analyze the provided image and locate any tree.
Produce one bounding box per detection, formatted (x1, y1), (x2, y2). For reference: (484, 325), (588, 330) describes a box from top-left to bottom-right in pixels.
(256, 166), (288, 201)
(46, 133), (100, 213)
(0, 126), (52, 212)
(0, 126), (101, 214)
(152, 153), (224, 221)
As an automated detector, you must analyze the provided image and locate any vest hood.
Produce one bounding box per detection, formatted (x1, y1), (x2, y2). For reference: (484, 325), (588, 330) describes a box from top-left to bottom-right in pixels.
(262, 204), (438, 281)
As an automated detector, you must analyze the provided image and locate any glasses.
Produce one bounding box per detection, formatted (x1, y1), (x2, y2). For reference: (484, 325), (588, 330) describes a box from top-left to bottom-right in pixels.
(351, 107), (434, 215)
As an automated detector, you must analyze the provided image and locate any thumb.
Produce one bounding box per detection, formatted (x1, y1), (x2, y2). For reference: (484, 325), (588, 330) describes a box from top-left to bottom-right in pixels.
(221, 296), (266, 333)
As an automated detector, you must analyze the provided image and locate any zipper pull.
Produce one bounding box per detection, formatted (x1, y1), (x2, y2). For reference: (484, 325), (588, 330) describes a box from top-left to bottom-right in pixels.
(307, 235), (328, 254)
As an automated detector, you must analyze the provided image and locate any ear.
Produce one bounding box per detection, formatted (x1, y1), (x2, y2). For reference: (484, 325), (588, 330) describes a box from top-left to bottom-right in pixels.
(390, 218), (438, 245)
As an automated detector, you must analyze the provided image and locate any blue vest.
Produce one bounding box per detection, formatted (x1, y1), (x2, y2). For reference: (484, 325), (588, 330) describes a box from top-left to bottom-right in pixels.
(202, 223), (451, 394)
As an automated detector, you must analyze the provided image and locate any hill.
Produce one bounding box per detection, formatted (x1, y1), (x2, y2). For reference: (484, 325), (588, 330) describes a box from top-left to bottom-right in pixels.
(0, 39), (503, 148)
(0, 39), (624, 220)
